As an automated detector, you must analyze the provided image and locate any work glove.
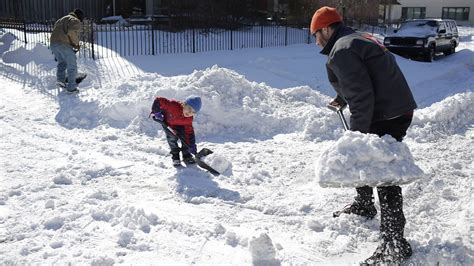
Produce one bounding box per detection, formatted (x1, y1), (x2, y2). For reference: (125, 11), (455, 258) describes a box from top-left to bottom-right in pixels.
(188, 144), (197, 155)
(151, 111), (164, 122)
(327, 96), (347, 112)
(72, 44), (80, 53)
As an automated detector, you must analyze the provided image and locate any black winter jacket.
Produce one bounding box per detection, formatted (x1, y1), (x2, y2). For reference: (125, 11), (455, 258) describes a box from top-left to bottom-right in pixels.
(321, 25), (417, 133)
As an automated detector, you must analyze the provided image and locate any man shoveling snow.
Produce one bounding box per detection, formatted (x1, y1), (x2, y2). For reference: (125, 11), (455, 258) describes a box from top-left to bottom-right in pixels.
(310, 6), (419, 264)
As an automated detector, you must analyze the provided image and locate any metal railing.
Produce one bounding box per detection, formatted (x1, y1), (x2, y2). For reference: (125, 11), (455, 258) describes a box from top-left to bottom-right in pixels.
(0, 17), (399, 59)
(90, 22), (312, 58)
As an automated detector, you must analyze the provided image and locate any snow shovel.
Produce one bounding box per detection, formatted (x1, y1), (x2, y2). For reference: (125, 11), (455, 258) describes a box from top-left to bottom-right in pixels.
(157, 121), (220, 176)
(327, 101), (349, 131)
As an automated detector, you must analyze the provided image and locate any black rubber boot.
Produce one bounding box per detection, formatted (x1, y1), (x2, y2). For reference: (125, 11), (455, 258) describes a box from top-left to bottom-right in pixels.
(361, 238), (412, 265)
(171, 152), (181, 166)
(333, 200), (377, 219)
(182, 153), (195, 164)
(334, 186), (377, 219)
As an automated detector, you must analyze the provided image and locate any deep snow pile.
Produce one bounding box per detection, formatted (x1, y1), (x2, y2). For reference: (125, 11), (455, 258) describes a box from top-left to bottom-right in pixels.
(408, 92), (474, 141)
(0, 27), (473, 265)
(315, 131), (424, 188)
(68, 66), (341, 142)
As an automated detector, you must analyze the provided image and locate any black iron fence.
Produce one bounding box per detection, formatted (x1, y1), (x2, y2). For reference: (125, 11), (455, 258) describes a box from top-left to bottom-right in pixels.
(0, 18), (313, 59)
(92, 22), (313, 58)
(0, 17), (399, 60)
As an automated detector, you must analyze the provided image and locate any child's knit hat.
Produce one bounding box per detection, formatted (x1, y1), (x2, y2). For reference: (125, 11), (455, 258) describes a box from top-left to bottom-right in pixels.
(184, 95), (202, 112)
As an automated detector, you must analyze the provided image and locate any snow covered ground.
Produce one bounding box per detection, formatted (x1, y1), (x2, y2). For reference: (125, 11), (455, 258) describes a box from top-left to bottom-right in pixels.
(0, 26), (473, 265)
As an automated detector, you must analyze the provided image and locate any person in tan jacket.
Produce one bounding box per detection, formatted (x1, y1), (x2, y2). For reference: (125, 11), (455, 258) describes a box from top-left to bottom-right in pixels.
(50, 9), (84, 93)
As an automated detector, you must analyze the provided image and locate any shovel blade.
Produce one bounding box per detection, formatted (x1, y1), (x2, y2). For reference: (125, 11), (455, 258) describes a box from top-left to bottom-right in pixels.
(195, 157), (220, 176)
(197, 148), (213, 158)
(194, 148), (219, 176)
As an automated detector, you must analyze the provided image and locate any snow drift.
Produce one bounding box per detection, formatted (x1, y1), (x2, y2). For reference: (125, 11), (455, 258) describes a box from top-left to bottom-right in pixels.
(54, 65), (342, 141)
(408, 92), (474, 141)
(1, 27), (473, 265)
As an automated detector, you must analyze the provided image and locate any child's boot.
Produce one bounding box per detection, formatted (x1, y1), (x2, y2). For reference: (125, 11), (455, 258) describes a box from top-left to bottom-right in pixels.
(182, 153), (195, 164)
(172, 153), (181, 166)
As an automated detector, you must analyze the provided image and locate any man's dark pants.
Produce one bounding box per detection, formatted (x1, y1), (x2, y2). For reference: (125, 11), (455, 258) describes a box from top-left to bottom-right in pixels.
(356, 114), (413, 241)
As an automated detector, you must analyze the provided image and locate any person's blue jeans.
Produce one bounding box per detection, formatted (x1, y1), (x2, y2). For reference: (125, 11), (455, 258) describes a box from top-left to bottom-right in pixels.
(50, 43), (77, 90)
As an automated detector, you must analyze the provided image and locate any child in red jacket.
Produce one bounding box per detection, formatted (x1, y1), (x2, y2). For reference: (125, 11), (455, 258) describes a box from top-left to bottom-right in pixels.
(150, 95), (202, 166)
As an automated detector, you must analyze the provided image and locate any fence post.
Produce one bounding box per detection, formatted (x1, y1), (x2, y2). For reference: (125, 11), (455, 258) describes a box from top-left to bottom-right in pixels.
(23, 19), (27, 43)
(151, 18), (155, 55)
(230, 29), (233, 50)
(91, 20), (95, 60)
(307, 29), (311, 44)
(192, 28), (195, 53)
(260, 24), (263, 48)
(285, 24), (288, 46)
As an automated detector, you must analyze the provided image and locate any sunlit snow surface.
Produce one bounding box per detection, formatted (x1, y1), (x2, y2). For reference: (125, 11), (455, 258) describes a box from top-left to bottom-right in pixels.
(0, 26), (473, 265)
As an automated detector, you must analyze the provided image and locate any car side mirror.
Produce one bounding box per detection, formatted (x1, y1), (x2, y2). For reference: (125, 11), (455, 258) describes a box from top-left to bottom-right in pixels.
(438, 29), (446, 34)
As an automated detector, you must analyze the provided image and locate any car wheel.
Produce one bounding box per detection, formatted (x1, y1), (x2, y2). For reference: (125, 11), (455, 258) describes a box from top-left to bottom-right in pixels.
(443, 42), (456, 55)
(424, 45), (435, 62)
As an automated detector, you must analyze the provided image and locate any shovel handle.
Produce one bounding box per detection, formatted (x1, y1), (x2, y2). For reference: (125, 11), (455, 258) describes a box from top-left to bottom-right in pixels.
(337, 110), (349, 131)
(157, 121), (191, 149)
(327, 103), (349, 131)
(154, 120), (220, 175)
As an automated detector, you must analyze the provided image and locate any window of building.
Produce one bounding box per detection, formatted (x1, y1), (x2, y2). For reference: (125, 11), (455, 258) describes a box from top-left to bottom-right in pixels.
(401, 7), (426, 20)
(442, 7), (470, 21)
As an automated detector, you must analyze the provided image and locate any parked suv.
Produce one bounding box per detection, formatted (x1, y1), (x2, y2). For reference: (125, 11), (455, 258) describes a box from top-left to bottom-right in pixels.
(383, 19), (459, 62)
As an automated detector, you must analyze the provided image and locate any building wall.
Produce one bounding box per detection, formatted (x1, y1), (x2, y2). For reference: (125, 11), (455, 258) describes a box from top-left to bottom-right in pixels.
(388, 0), (473, 23)
(0, 0), (107, 21)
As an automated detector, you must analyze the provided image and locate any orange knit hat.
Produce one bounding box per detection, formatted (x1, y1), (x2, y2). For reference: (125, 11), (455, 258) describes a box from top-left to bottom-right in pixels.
(310, 6), (343, 34)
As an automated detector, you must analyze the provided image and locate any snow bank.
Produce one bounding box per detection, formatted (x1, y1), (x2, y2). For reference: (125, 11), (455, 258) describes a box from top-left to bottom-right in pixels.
(408, 92), (474, 142)
(458, 26), (473, 44)
(50, 61), (472, 144)
(1, 27), (472, 265)
(315, 131), (424, 187)
(74, 65), (339, 141)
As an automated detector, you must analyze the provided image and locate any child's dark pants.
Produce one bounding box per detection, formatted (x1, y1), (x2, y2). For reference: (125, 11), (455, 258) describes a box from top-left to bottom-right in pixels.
(163, 125), (191, 159)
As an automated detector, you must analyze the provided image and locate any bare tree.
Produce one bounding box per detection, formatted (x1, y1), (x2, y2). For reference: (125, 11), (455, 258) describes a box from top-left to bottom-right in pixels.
(286, 0), (380, 24)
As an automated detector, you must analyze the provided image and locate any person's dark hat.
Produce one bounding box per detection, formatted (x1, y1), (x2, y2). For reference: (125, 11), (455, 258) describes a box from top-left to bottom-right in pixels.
(73, 8), (84, 22)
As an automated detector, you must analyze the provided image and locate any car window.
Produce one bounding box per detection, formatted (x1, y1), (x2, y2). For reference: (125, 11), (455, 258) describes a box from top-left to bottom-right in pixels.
(399, 20), (437, 31)
(445, 22), (452, 33)
(449, 22), (454, 32)
(450, 22), (458, 33)
(438, 22), (446, 32)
